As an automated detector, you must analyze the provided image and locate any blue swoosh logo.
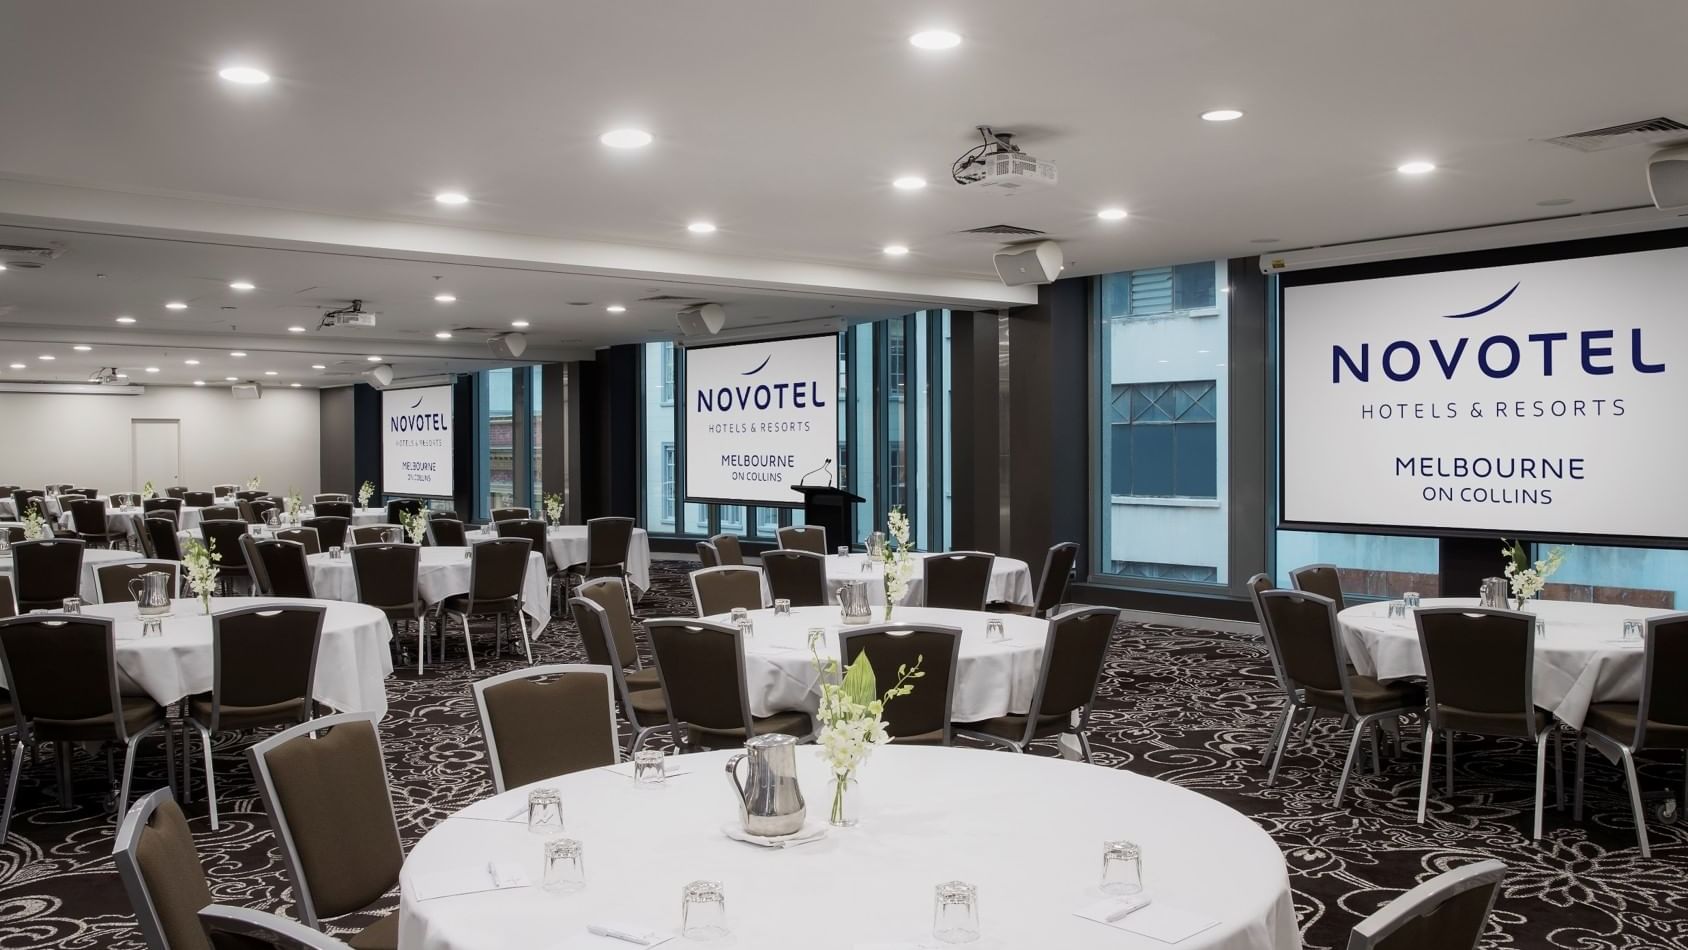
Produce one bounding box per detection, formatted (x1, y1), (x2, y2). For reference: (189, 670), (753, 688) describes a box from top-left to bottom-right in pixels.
(742, 356), (771, 375)
(1441, 282), (1520, 319)
(410, 395), (424, 408)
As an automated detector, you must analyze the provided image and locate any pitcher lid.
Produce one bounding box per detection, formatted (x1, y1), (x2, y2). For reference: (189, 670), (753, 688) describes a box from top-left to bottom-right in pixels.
(745, 733), (797, 750)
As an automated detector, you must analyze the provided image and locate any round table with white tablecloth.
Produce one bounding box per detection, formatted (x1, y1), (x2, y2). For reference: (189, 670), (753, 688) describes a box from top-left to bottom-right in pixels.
(395, 745), (1299, 950)
(816, 552), (1036, 607)
(307, 546), (552, 630)
(704, 605), (1048, 721)
(541, 524), (653, 592)
(1, 546), (143, 604)
(1338, 597), (1670, 731)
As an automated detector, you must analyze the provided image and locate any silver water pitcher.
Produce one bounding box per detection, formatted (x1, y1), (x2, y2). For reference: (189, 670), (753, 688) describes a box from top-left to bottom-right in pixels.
(725, 733), (806, 837)
(1479, 577), (1509, 609)
(836, 581), (872, 626)
(128, 571), (173, 618)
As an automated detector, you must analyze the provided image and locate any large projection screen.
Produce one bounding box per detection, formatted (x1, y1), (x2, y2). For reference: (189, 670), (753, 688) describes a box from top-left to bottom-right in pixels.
(684, 334), (840, 507)
(1280, 244), (1688, 542)
(381, 384), (455, 499)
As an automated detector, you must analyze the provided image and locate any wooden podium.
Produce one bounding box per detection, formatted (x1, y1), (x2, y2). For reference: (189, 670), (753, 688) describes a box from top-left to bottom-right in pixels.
(789, 485), (865, 551)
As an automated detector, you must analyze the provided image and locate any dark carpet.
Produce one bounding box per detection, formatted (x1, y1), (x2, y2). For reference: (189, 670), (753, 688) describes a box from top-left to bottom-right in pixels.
(3, 560), (1686, 949)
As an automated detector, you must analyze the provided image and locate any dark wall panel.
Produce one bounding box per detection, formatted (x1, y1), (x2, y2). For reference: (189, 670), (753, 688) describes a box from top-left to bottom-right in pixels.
(578, 345), (640, 521)
(949, 311), (1001, 552)
(351, 384), (382, 497)
(318, 386), (357, 494)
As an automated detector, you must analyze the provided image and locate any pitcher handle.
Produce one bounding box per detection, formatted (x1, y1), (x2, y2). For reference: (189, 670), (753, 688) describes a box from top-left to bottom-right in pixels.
(725, 752), (749, 805)
(128, 577), (145, 603)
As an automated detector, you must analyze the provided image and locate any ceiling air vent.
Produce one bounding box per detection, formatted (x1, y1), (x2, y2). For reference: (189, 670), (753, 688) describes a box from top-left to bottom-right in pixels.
(639, 294), (704, 302)
(0, 243), (65, 268)
(958, 224), (1047, 236)
(1540, 117), (1688, 152)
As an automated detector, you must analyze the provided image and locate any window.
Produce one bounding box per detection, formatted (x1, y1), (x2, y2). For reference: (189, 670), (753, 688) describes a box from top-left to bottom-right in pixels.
(529, 365), (545, 512)
(1100, 262), (1218, 320)
(1108, 381), (1217, 498)
(660, 443), (676, 522)
(486, 368), (515, 513)
(1274, 530), (1441, 599)
(659, 346), (675, 407)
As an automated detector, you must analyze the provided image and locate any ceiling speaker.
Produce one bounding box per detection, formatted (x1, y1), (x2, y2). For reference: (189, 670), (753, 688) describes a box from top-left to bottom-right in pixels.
(677, 303), (727, 336)
(993, 240), (1065, 286)
(364, 364), (394, 388)
(230, 383), (262, 400)
(1647, 144), (1688, 210)
(489, 332), (528, 359)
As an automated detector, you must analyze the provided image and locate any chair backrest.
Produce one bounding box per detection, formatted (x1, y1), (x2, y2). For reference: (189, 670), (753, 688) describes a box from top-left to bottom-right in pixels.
(1414, 607), (1537, 736)
(1347, 859), (1505, 950)
(313, 501), (353, 520)
(467, 538), (530, 601)
(247, 499), (279, 524)
(385, 499), (421, 525)
(144, 497), (184, 518)
(1635, 613), (1688, 749)
(300, 517), (349, 550)
(490, 506), (530, 523)
(762, 549), (828, 607)
(840, 624), (962, 743)
(472, 664), (618, 793)
(1289, 563), (1346, 612)
(184, 491), (216, 508)
(234, 490), (267, 503)
(1028, 606), (1121, 721)
(113, 788), (214, 950)
(690, 566), (765, 617)
(253, 540), (316, 598)
(646, 618), (753, 735)
(69, 498), (109, 534)
(776, 524), (827, 555)
(496, 518), (548, 562)
(73, 487), (98, 500)
(710, 533), (745, 565)
(579, 576), (641, 664)
(213, 485), (238, 498)
(0, 615), (130, 738)
(247, 714), (403, 926)
(12, 537), (86, 609)
(586, 516), (634, 567)
(0, 576), (13, 619)
(0, 525), (20, 545)
(274, 527), (321, 556)
(1255, 589), (1348, 695)
(347, 543), (419, 609)
(695, 541), (720, 567)
(97, 560), (182, 604)
(427, 518), (467, 547)
(200, 505), (241, 523)
(1032, 542), (1079, 615)
(923, 551), (995, 610)
(111, 492), (142, 509)
(207, 605), (324, 731)
(351, 524), (401, 546)
(435, 510), (460, 521)
(165, 486), (189, 499)
(199, 905), (352, 950)
(200, 521), (250, 569)
(145, 517), (184, 561)
(1244, 572), (1290, 690)
(313, 493), (349, 505)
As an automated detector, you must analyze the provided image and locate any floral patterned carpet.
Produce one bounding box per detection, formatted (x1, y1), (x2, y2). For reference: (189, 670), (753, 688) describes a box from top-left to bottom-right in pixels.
(2, 559), (1685, 949)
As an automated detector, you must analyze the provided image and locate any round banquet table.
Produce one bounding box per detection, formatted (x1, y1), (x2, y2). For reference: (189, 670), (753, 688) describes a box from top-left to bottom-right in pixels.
(396, 746), (1300, 950)
(1338, 597), (1671, 731)
(704, 605), (1047, 721)
(542, 524), (653, 592)
(307, 546), (552, 630)
(794, 552), (1036, 607)
(0, 597), (394, 714)
(1, 547), (143, 604)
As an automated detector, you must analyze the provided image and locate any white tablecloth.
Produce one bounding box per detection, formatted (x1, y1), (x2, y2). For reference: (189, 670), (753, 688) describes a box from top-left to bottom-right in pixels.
(811, 553), (1035, 607)
(307, 546), (551, 630)
(1, 547), (143, 604)
(542, 525), (653, 591)
(396, 746), (1299, 950)
(0, 597), (394, 714)
(704, 605), (1047, 721)
(1338, 597), (1669, 731)
(301, 506), (388, 526)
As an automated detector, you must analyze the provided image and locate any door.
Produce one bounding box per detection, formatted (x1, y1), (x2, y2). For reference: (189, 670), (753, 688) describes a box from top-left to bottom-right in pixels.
(132, 418), (181, 490)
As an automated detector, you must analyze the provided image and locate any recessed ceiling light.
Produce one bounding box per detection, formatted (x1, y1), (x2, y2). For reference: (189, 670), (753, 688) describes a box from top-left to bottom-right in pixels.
(366, 355), (383, 362)
(893, 176), (927, 191)
(229, 280), (255, 291)
(909, 30), (962, 50)
(511, 320), (530, 329)
(0, 264), (8, 272)
(264, 370), (278, 376)
(225, 376), (238, 382)
(435, 331), (454, 339)
(37, 355), (54, 361)
(8, 363), (24, 370)
(1097, 208), (1129, 221)
(434, 191), (469, 205)
(434, 293), (457, 303)
(184, 359), (200, 366)
(73, 345), (92, 352)
(311, 364), (326, 370)
(165, 301), (188, 310)
(287, 326), (306, 333)
(115, 373), (128, 379)
(1397, 160), (1436, 175)
(600, 128), (653, 149)
(1201, 109), (1244, 122)
(192, 380), (205, 387)
(218, 66), (270, 85)
(606, 304), (627, 314)
(687, 221), (718, 234)
(883, 244), (910, 256)
(290, 382), (301, 388)
(144, 367), (160, 373)
(115, 316), (136, 324)
(230, 351), (247, 357)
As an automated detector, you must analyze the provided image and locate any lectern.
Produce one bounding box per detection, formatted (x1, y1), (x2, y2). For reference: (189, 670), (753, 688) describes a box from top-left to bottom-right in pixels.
(789, 485), (865, 551)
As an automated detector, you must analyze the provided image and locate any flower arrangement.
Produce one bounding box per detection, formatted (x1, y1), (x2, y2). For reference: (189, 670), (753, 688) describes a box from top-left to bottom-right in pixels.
(357, 480), (375, 509)
(1501, 538), (1566, 609)
(245, 475), (262, 492)
(141, 480), (155, 499)
(285, 487), (303, 523)
(544, 492), (564, 525)
(399, 508), (429, 544)
(881, 506), (915, 619)
(22, 504), (47, 541)
(808, 631), (923, 826)
(183, 537), (221, 614)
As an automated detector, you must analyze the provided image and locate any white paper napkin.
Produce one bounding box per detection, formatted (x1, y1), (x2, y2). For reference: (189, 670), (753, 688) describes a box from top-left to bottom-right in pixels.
(409, 861), (530, 901)
(555, 923), (675, 948)
(603, 760), (693, 779)
(1075, 895), (1219, 943)
(720, 819), (828, 849)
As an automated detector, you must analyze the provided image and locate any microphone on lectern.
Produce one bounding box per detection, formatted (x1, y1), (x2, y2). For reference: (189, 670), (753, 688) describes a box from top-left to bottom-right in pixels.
(799, 458), (835, 487)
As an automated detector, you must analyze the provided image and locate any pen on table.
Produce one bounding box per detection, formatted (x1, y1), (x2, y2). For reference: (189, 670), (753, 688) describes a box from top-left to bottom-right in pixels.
(1105, 896), (1152, 922)
(587, 924), (653, 945)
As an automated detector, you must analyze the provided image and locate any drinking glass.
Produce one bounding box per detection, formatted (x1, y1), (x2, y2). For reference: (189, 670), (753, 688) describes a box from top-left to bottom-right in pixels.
(932, 881), (980, 944)
(527, 787), (564, 836)
(1100, 840), (1143, 896)
(836, 546), (850, 558)
(984, 619), (1006, 643)
(1386, 600), (1406, 619)
(633, 749), (666, 788)
(1623, 618), (1644, 641)
(735, 618), (755, 639)
(329, 546), (343, 559)
(141, 618), (164, 638)
(730, 607), (749, 625)
(542, 837), (585, 894)
(61, 597), (81, 614)
(1402, 591), (1421, 610)
(681, 880), (728, 941)
(1536, 618), (1548, 640)
(772, 598), (792, 616)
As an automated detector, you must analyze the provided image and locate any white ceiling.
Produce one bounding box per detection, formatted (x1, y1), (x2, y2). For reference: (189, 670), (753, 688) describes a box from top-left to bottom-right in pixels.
(2, 0), (1688, 384)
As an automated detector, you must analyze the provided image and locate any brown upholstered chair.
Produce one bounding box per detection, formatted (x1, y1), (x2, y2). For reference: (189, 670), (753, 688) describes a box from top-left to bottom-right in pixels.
(489, 506), (529, 523)
(689, 566), (765, 617)
(351, 524), (401, 546)
(200, 905), (353, 950)
(69, 498), (119, 549)
(200, 520), (251, 594)
(242, 499), (279, 525)
(1, 525), (23, 544)
(426, 518), (467, 547)
(839, 623), (961, 744)
(923, 551), (995, 611)
(72, 488), (98, 500)
(561, 516), (634, 600)
(695, 541), (721, 567)
(348, 543), (430, 675)
(571, 595), (670, 753)
(143, 497), (184, 522)
(274, 527), (321, 556)
(0, 576), (13, 619)
(957, 606), (1122, 761)
(1574, 612), (1688, 857)
(165, 486), (190, 500)
(761, 549), (828, 607)
(144, 516), (184, 561)
(248, 713), (401, 949)
(775, 525), (827, 555)
(1245, 572), (1298, 766)
(1346, 859), (1505, 950)
(384, 499), (422, 526)
(184, 491), (216, 508)
(709, 533), (745, 565)
(472, 664), (618, 793)
(312, 493), (349, 505)
(312, 501), (354, 520)
(110, 492), (143, 509)
(200, 505), (241, 523)
(1257, 589), (1424, 805)
(0, 615), (173, 841)
(302, 516), (350, 551)
(1289, 563), (1347, 612)
(646, 618), (813, 750)
(1415, 606), (1560, 838)
(12, 537), (85, 611)
(434, 510), (460, 522)
(578, 577), (656, 688)
(113, 787), (215, 950)
(213, 485), (239, 499)
(439, 538), (533, 670)
(992, 541), (1078, 618)
(496, 518), (558, 610)
(247, 538), (316, 598)
(96, 560), (182, 604)
(11, 488), (46, 519)
(234, 490), (267, 503)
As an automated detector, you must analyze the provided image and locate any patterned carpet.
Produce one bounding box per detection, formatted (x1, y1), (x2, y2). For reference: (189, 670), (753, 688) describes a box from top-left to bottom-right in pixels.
(2, 559), (1686, 950)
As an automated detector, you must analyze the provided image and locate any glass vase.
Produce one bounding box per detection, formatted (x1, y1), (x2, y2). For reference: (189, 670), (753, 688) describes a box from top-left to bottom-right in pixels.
(829, 769), (859, 827)
(200, 591), (212, 615)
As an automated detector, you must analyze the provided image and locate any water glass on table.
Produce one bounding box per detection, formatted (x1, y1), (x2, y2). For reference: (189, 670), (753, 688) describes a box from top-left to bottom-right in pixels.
(62, 597), (81, 614)
(681, 880), (728, 941)
(1402, 591), (1421, 610)
(730, 607), (749, 625)
(527, 787), (564, 836)
(984, 618), (1006, 643)
(1623, 618), (1644, 642)
(933, 880), (980, 944)
(772, 598), (792, 616)
(542, 837), (585, 894)
(1100, 840), (1143, 896)
(633, 749), (666, 788)
(836, 546), (850, 558)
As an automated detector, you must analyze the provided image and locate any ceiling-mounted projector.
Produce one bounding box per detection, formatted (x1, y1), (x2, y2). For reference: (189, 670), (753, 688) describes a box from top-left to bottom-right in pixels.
(677, 303), (726, 336)
(994, 240), (1065, 286)
(953, 127), (1057, 191)
(320, 299), (379, 329)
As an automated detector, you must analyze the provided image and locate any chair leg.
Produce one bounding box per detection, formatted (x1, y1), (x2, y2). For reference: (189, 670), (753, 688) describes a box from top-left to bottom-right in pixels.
(1262, 704), (1293, 768)
(163, 725), (176, 796)
(516, 609), (533, 665)
(460, 612), (476, 671)
(1077, 731), (1095, 764)
(1298, 705), (1316, 740)
(1574, 736), (1587, 821)
(117, 739), (142, 820)
(417, 618), (427, 676)
(1417, 721), (1436, 823)
(1335, 716), (1369, 806)
(200, 727), (219, 831)
(1619, 747), (1651, 858)
(1444, 731), (1455, 797)
(1533, 730), (1548, 840)
(1, 737), (24, 844)
(1267, 704), (1297, 787)
(1368, 721), (1382, 776)
(57, 741), (72, 807)
(180, 716), (193, 803)
(1553, 728), (1565, 809)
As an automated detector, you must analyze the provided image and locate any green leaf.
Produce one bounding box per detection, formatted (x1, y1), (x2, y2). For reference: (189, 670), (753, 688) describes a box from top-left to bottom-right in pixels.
(841, 651), (878, 707)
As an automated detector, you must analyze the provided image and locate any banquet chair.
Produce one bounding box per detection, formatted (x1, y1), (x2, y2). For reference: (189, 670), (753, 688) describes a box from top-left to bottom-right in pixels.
(165, 486), (190, 500)
(439, 537), (533, 670)
(200, 520), (252, 595)
(957, 606), (1123, 761)
(646, 618), (813, 750)
(1346, 859), (1505, 950)
(213, 484), (238, 499)
(200, 905), (353, 950)
(490, 506), (530, 523)
(696, 541), (721, 567)
(775, 524), (827, 555)
(993, 541), (1079, 618)
(385, 499), (422, 525)
(144, 516), (184, 562)
(924, 551), (996, 611)
(434, 510), (461, 522)
(239, 499), (276, 524)
(709, 533), (745, 565)
(1572, 612), (1688, 857)
(248, 713), (402, 949)
(11, 489), (45, 519)
(1257, 589), (1424, 805)
(580, 577), (657, 687)
(185, 604), (325, 830)
(426, 517), (467, 547)
(840, 624), (962, 744)
(313, 501), (354, 520)
(0, 615), (174, 842)
(472, 664), (619, 793)
(69, 498), (120, 550)
(313, 493), (350, 504)
(12, 537), (86, 611)
(184, 491), (216, 508)
(348, 543), (430, 675)
(562, 516), (634, 601)
(113, 788), (216, 950)
(571, 594), (669, 753)
(1415, 606), (1561, 838)
(1290, 563), (1348, 612)
(1246, 572), (1301, 767)
(234, 490), (268, 503)
(497, 518), (559, 611)
(248, 539), (316, 599)
(301, 516), (350, 551)
(0, 576), (13, 618)
(352, 524), (401, 545)
(1, 525), (22, 544)
(762, 549), (828, 607)
(111, 492), (143, 509)
(690, 566), (765, 617)
(73, 487), (98, 500)
(200, 505), (241, 523)
(143, 496), (184, 521)
(96, 560), (182, 604)
(274, 526), (322, 555)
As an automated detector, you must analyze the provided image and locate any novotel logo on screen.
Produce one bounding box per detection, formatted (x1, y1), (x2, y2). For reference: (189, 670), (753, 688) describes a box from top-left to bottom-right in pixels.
(694, 353), (828, 412)
(389, 394), (450, 432)
(1329, 282), (1666, 383)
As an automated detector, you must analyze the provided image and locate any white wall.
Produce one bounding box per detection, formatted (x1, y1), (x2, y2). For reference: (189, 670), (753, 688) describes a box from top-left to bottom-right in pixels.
(0, 385), (321, 495)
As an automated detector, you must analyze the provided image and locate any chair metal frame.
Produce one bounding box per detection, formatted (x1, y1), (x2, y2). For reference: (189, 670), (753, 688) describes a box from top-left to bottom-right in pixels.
(761, 548), (828, 607)
(646, 617), (815, 749)
(775, 524), (827, 555)
(199, 904), (353, 950)
(922, 550), (997, 610)
(471, 663), (620, 794)
(94, 559), (183, 604)
(1289, 562), (1347, 611)
(838, 622), (963, 745)
(1346, 858), (1505, 950)
(955, 606), (1121, 760)
(113, 787), (195, 950)
(570, 595), (671, 754)
(347, 542), (431, 675)
(688, 565), (766, 617)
